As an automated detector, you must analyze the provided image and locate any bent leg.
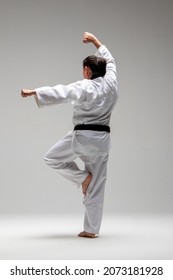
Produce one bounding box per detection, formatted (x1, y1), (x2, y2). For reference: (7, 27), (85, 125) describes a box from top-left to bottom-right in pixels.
(44, 132), (88, 187)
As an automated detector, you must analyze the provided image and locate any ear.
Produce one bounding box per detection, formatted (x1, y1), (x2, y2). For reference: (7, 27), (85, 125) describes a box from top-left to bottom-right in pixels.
(87, 67), (92, 79)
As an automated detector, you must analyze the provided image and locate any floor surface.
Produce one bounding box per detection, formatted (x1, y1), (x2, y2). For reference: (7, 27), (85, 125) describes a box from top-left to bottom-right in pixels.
(0, 214), (173, 260)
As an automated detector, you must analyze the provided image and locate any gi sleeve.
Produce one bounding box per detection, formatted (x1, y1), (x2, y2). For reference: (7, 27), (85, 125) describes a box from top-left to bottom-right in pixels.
(95, 45), (118, 87)
(34, 81), (86, 108)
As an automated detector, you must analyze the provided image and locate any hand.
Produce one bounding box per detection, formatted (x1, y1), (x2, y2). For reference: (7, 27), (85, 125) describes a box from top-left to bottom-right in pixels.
(21, 89), (36, 97)
(83, 32), (97, 43)
(83, 32), (102, 49)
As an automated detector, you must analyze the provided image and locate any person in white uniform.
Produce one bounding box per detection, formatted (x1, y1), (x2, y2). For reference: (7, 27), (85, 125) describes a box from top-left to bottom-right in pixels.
(21, 32), (118, 238)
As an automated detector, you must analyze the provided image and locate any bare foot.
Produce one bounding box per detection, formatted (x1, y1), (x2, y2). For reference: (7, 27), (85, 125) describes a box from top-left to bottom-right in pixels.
(82, 174), (92, 195)
(78, 231), (96, 238)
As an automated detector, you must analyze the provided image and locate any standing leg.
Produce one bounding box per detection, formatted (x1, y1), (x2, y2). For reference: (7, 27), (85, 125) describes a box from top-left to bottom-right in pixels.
(79, 153), (109, 236)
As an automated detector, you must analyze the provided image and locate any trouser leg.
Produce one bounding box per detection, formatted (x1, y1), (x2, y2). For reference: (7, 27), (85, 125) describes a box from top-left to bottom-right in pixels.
(44, 130), (109, 234)
(44, 132), (88, 186)
(80, 154), (109, 234)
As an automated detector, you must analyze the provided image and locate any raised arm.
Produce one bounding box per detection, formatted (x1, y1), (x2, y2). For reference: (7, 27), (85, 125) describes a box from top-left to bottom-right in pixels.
(83, 32), (117, 84)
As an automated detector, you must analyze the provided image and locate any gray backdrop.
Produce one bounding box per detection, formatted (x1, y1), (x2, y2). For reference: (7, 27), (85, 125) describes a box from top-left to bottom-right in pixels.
(0, 0), (172, 214)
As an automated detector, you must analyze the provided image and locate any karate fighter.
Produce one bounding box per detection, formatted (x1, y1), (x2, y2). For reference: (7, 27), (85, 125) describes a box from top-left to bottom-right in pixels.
(21, 32), (118, 238)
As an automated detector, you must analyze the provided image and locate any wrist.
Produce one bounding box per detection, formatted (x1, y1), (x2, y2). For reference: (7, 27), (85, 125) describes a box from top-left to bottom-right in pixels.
(93, 38), (102, 49)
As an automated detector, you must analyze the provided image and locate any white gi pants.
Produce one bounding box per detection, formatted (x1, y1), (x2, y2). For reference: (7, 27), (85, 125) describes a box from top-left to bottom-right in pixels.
(44, 130), (110, 234)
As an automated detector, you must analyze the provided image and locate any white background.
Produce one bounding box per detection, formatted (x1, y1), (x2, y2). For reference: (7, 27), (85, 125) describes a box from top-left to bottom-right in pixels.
(0, 0), (173, 215)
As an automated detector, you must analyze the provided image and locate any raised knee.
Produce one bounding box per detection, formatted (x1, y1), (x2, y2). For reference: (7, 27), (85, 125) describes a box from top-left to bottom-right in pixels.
(44, 155), (52, 166)
(44, 154), (63, 169)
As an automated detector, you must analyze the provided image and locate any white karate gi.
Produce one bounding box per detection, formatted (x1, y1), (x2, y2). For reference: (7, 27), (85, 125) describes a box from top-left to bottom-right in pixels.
(34, 45), (118, 234)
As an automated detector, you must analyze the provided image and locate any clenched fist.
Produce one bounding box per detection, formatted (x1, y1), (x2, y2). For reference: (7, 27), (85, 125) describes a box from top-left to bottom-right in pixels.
(83, 32), (102, 49)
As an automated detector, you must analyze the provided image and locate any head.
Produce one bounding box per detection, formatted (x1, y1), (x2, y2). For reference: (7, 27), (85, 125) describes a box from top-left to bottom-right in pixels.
(83, 55), (106, 79)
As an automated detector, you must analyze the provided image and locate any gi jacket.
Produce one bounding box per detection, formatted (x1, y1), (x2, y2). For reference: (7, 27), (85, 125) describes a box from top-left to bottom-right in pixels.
(34, 45), (118, 127)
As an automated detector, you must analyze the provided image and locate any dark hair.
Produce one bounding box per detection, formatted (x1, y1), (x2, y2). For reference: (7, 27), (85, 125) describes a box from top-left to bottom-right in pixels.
(83, 55), (106, 79)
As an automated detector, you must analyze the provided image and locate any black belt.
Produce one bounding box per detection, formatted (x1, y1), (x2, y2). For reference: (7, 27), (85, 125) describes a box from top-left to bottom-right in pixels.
(74, 124), (110, 133)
